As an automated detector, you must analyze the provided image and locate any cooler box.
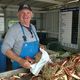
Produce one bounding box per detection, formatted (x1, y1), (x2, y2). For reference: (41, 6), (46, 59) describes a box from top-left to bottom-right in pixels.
(0, 40), (6, 72)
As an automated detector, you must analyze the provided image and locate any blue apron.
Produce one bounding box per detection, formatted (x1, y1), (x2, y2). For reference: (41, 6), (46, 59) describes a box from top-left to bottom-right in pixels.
(12, 23), (39, 69)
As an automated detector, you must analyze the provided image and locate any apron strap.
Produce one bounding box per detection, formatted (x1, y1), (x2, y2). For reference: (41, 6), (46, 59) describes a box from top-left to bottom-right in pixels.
(19, 22), (38, 42)
(30, 25), (38, 41)
(19, 22), (27, 41)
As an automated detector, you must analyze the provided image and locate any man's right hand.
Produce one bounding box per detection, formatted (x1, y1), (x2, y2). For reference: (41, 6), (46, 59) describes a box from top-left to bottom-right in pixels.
(19, 58), (31, 69)
(5, 49), (32, 69)
(25, 56), (34, 64)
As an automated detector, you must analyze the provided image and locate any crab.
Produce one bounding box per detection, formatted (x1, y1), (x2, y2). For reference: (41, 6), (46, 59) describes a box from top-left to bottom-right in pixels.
(41, 54), (80, 80)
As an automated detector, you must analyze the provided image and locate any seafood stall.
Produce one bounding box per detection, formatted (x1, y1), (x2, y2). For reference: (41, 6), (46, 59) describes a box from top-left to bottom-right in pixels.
(0, 50), (80, 80)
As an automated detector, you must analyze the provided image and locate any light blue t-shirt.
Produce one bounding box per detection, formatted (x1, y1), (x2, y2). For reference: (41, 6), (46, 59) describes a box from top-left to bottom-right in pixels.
(1, 23), (39, 56)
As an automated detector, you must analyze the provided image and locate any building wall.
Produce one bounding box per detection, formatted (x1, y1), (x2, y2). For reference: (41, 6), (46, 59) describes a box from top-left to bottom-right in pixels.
(43, 10), (59, 38)
(77, 10), (80, 50)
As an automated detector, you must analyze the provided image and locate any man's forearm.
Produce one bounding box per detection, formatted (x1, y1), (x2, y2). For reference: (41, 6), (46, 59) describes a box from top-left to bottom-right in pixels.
(5, 49), (24, 65)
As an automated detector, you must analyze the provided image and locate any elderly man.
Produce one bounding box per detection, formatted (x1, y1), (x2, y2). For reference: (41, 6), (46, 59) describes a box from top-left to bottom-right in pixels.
(1, 4), (40, 70)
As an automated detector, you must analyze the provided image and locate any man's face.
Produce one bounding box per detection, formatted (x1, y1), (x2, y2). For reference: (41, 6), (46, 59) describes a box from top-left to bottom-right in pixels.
(18, 9), (32, 24)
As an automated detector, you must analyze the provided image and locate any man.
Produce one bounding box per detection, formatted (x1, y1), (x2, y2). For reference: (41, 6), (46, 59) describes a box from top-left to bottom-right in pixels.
(1, 4), (40, 70)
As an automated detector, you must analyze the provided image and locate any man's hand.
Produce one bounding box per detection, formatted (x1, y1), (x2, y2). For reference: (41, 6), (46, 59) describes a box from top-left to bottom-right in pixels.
(5, 49), (32, 69)
(19, 58), (31, 69)
(25, 56), (34, 64)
